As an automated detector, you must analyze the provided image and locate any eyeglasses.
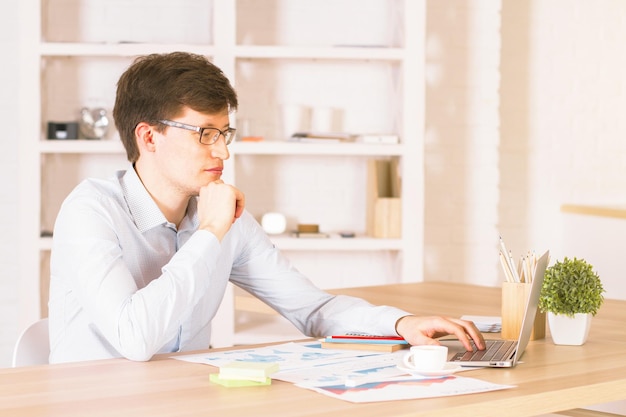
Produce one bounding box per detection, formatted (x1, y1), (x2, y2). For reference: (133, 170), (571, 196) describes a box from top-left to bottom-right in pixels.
(158, 119), (236, 145)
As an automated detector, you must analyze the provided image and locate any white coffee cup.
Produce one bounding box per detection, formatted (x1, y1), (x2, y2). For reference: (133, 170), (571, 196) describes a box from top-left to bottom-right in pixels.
(403, 345), (448, 371)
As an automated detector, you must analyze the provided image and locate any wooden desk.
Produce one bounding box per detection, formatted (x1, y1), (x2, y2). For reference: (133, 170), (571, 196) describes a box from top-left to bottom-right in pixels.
(2, 282), (625, 417)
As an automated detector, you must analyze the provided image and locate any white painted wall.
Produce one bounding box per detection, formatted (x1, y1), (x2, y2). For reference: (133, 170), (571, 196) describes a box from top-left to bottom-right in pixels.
(498, 1), (626, 276)
(0, 0), (20, 368)
(562, 212), (626, 301)
(3, 0), (626, 371)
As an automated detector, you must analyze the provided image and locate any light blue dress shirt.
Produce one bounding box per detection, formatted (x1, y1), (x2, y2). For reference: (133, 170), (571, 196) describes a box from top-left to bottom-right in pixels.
(48, 166), (409, 363)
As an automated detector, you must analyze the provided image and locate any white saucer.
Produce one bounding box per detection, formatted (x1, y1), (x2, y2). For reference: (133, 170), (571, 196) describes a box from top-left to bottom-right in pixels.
(397, 363), (462, 377)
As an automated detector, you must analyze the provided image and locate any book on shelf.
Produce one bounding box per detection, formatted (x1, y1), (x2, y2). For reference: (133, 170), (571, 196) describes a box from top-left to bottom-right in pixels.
(288, 132), (354, 143)
(354, 134), (399, 144)
(288, 132), (399, 144)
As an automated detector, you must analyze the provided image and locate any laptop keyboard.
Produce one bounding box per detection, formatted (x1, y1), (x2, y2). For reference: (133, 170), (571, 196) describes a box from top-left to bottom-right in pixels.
(450, 340), (517, 362)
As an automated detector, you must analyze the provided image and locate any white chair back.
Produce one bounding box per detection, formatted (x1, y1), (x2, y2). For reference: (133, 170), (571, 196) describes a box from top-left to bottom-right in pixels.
(12, 318), (50, 367)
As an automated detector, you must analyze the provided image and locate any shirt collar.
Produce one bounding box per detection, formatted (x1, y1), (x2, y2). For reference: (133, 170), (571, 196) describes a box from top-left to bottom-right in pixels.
(119, 165), (199, 233)
(120, 165), (199, 233)
(120, 165), (166, 233)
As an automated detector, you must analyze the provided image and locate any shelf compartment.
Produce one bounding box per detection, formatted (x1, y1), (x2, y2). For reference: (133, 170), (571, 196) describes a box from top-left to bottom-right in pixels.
(40, 153), (128, 233)
(235, 59), (403, 141)
(42, 0), (213, 45)
(233, 154), (398, 235)
(41, 56), (130, 136)
(236, 0), (404, 49)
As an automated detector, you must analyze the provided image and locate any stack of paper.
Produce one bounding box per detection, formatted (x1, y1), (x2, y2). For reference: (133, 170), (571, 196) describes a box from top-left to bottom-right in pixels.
(461, 316), (502, 333)
(210, 361), (279, 387)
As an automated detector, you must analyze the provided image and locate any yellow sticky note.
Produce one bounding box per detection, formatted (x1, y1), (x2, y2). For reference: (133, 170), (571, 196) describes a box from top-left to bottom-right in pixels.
(210, 373), (271, 387)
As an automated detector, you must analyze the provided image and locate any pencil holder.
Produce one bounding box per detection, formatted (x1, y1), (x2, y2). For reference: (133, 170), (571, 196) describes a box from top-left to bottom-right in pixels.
(501, 282), (545, 340)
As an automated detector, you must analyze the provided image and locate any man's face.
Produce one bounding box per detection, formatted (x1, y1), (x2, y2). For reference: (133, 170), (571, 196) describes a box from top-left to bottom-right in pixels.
(152, 107), (232, 197)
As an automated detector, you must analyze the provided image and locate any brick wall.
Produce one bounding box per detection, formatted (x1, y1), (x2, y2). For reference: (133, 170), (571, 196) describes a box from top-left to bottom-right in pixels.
(500, 0), (626, 263)
(425, 0), (626, 291)
(424, 0), (502, 286)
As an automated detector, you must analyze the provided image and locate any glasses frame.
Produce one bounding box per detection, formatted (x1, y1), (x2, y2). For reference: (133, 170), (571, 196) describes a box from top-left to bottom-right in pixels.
(157, 119), (236, 145)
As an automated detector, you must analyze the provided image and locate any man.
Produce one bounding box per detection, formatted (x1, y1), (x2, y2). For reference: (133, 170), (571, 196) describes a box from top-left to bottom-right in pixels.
(48, 52), (484, 363)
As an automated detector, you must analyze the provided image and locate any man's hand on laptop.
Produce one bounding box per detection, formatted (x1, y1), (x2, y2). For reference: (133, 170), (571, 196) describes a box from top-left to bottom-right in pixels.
(395, 315), (486, 351)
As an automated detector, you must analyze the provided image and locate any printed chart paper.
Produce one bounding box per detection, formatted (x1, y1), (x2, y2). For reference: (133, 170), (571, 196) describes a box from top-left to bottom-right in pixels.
(299, 374), (513, 403)
(172, 342), (514, 403)
(173, 341), (383, 372)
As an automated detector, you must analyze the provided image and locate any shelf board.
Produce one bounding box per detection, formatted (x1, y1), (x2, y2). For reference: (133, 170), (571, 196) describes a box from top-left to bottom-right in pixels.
(39, 236), (52, 251)
(234, 45), (405, 61)
(38, 140), (125, 154)
(39, 43), (403, 61)
(231, 141), (404, 156)
(39, 235), (402, 252)
(37, 140), (403, 156)
(269, 235), (403, 251)
(40, 42), (217, 57)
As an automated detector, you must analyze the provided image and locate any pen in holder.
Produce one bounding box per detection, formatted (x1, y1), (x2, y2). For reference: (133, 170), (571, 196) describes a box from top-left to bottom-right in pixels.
(501, 282), (545, 340)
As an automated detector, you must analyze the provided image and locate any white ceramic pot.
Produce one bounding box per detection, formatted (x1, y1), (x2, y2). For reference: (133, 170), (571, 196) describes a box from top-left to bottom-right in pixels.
(547, 312), (592, 345)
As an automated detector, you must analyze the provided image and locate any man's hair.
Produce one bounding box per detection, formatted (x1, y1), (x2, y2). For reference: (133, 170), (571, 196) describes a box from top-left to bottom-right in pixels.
(113, 52), (238, 162)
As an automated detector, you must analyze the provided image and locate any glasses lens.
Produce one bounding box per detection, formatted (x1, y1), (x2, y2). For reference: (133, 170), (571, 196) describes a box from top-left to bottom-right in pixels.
(198, 128), (236, 145)
(200, 128), (220, 145)
(224, 129), (236, 145)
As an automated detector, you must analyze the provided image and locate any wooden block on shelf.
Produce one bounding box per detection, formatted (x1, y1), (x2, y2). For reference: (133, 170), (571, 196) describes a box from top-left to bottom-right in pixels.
(297, 224), (319, 233)
(366, 159), (402, 238)
(372, 198), (401, 238)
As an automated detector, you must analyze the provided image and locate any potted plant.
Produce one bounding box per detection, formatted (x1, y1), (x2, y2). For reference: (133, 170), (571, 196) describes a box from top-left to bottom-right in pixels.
(538, 257), (605, 345)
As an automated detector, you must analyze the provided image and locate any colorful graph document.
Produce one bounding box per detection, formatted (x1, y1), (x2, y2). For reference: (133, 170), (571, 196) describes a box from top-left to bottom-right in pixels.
(173, 341), (381, 372)
(299, 374), (512, 403)
(172, 342), (513, 403)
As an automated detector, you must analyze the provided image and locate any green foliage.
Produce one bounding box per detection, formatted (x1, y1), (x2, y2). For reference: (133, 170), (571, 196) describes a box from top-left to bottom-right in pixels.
(539, 257), (605, 317)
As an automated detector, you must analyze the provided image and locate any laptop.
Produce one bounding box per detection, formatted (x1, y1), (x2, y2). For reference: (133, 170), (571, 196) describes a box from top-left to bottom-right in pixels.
(446, 250), (550, 368)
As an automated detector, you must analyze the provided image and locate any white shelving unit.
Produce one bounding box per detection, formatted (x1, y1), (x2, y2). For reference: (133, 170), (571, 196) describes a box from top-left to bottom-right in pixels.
(18, 0), (425, 347)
